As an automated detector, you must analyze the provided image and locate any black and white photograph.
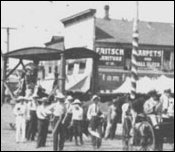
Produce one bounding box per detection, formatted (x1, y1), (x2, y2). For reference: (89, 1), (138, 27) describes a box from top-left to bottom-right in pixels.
(1, 1), (174, 151)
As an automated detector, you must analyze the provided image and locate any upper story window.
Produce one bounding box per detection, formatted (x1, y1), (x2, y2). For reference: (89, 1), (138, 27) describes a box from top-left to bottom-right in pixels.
(162, 51), (173, 72)
(67, 63), (74, 75)
(49, 66), (52, 73)
(55, 66), (58, 73)
(79, 61), (86, 74)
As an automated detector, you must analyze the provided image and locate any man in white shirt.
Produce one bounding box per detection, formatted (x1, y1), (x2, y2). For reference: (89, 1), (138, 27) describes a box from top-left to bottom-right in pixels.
(65, 95), (74, 110)
(47, 93), (66, 151)
(13, 96), (28, 143)
(26, 95), (38, 141)
(160, 89), (171, 116)
(167, 97), (174, 117)
(36, 97), (50, 148)
(144, 91), (160, 127)
(71, 99), (84, 146)
(105, 98), (118, 140)
(63, 95), (74, 141)
(87, 95), (103, 150)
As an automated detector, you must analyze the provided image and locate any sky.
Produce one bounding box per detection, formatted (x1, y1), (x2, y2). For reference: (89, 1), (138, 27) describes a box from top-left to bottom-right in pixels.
(1, 1), (174, 67)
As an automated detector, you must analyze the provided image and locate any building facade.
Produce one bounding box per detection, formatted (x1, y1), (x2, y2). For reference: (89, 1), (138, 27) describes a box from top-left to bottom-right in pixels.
(42, 6), (174, 94)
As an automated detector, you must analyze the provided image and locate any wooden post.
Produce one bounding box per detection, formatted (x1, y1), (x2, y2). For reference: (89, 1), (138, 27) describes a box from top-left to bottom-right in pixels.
(59, 53), (66, 94)
(33, 60), (39, 84)
(91, 57), (99, 94)
(1, 56), (7, 106)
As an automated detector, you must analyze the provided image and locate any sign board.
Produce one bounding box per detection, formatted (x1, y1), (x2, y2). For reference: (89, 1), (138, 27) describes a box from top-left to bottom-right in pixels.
(137, 49), (163, 68)
(96, 47), (124, 66)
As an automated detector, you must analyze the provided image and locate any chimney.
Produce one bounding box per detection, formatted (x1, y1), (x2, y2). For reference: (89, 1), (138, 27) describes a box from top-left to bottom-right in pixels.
(104, 5), (110, 20)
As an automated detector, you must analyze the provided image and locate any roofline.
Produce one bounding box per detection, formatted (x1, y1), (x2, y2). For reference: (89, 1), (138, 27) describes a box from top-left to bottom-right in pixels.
(96, 17), (174, 25)
(95, 41), (174, 49)
(4, 47), (61, 56)
(61, 9), (96, 25)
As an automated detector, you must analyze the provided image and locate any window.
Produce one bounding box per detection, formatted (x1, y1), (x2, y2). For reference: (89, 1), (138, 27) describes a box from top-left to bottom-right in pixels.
(170, 52), (174, 71)
(163, 51), (171, 71)
(67, 63), (74, 75)
(55, 66), (58, 73)
(79, 61), (86, 74)
(49, 66), (52, 73)
(124, 49), (131, 70)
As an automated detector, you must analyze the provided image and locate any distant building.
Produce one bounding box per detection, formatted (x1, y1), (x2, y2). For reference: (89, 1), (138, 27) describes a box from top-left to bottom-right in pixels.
(42, 6), (174, 94)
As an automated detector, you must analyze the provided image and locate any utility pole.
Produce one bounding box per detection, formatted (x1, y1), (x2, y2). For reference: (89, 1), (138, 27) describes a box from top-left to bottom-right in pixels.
(1, 27), (17, 53)
(1, 27), (16, 105)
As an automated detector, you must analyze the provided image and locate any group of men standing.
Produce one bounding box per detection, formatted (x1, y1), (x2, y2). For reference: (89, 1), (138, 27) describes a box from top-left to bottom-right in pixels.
(13, 90), (106, 151)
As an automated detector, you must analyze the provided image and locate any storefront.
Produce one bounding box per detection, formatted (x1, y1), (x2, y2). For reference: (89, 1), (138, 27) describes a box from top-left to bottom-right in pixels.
(48, 7), (174, 95)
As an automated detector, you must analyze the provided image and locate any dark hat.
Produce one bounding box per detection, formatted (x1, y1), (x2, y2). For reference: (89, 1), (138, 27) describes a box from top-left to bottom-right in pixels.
(165, 89), (171, 94)
(148, 90), (158, 97)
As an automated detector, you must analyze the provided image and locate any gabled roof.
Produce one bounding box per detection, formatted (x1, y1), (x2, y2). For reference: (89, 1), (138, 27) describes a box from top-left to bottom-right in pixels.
(61, 9), (96, 26)
(96, 18), (174, 46)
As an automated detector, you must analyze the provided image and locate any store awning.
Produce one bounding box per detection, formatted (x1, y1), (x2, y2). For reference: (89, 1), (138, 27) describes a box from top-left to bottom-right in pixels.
(4, 47), (100, 61)
(67, 75), (91, 93)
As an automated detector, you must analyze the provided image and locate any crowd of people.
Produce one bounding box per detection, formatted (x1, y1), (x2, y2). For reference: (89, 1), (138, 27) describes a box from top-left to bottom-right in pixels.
(10, 67), (174, 151)
(13, 88), (107, 151)
(12, 85), (174, 151)
(121, 88), (174, 150)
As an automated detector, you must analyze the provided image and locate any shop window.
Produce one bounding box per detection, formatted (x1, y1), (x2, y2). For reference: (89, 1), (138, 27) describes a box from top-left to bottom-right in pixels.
(164, 51), (171, 61)
(79, 61), (86, 74)
(67, 63), (74, 75)
(124, 49), (131, 70)
(170, 52), (174, 71)
(163, 51), (171, 71)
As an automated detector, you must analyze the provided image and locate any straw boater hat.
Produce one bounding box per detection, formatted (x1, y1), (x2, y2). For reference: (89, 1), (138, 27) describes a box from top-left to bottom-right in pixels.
(37, 97), (47, 103)
(17, 96), (24, 101)
(17, 96), (28, 102)
(73, 99), (81, 105)
(32, 94), (39, 99)
(55, 92), (65, 99)
(92, 95), (100, 101)
(67, 95), (73, 101)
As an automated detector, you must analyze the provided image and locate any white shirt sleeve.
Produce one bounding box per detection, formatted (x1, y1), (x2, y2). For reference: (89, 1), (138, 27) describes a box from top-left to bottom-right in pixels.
(13, 104), (19, 116)
(87, 105), (92, 120)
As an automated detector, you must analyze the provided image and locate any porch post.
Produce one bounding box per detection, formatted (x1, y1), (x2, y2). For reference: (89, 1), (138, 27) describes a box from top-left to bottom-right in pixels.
(59, 53), (66, 94)
(1, 55), (7, 106)
(92, 57), (99, 94)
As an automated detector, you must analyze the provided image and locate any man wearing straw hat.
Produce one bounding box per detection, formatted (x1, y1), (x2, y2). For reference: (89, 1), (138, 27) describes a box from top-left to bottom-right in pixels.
(47, 92), (66, 151)
(71, 99), (84, 146)
(87, 95), (103, 150)
(36, 97), (50, 148)
(26, 94), (38, 141)
(13, 96), (28, 143)
(160, 89), (172, 116)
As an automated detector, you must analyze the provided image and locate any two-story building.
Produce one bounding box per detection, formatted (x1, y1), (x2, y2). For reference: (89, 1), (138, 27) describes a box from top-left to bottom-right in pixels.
(42, 6), (174, 94)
